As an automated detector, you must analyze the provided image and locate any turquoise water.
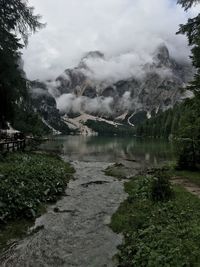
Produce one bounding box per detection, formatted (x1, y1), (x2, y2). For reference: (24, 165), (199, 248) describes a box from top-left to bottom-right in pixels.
(40, 135), (176, 166)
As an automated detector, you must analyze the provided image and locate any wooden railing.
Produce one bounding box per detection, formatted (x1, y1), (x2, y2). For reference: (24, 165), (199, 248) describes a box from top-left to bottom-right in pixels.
(0, 139), (26, 153)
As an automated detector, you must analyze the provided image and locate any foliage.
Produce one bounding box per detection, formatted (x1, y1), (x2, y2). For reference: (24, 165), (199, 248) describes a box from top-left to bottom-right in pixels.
(127, 111), (147, 126)
(177, 0), (200, 93)
(0, 152), (74, 222)
(136, 95), (200, 139)
(136, 96), (200, 170)
(170, 169), (200, 186)
(150, 171), (174, 202)
(12, 104), (50, 136)
(176, 139), (200, 170)
(0, 0), (44, 127)
(104, 163), (127, 180)
(178, 0), (200, 10)
(85, 120), (135, 136)
(111, 172), (200, 266)
(136, 0), (200, 170)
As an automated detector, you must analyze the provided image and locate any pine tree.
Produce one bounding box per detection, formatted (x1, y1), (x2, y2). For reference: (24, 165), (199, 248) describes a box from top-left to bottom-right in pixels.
(177, 0), (200, 94)
(176, 0), (200, 169)
(177, 0), (200, 10)
(0, 0), (44, 127)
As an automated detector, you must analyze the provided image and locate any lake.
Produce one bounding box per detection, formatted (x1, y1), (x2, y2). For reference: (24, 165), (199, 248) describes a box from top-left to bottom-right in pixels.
(40, 135), (176, 166)
(0, 136), (177, 267)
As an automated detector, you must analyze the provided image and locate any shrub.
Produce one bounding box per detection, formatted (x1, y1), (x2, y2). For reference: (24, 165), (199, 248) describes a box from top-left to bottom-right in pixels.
(150, 172), (173, 202)
(0, 152), (75, 222)
(175, 139), (200, 171)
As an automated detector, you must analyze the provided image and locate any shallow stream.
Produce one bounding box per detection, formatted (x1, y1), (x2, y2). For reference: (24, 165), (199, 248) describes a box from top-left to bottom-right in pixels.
(0, 136), (175, 267)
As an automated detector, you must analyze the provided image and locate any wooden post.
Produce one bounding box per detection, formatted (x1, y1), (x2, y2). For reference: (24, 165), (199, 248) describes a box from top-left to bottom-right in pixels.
(0, 138), (26, 153)
(23, 139), (25, 150)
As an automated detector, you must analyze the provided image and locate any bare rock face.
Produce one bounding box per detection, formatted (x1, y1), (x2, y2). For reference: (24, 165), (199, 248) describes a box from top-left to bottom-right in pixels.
(55, 51), (105, 96)
(30, 81), (71, 134)
(31, 45), (193, 128)
(56, 69), (86, 95)
(79, 51), (105, 68)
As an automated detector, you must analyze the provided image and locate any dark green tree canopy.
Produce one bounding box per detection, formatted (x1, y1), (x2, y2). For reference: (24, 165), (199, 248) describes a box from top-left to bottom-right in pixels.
(136, 0), (200, 170)
(177, 0), (200, 93)
(178, 0), (200, 10)
(0, 0), (44, 45)
(0, 0), (44, 127)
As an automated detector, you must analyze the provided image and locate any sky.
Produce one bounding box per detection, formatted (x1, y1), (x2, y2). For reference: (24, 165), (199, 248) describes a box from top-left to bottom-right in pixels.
(23, 0), (199, 80)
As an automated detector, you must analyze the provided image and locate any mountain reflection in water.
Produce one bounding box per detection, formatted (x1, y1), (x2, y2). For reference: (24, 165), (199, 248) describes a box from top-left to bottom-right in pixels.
(40, 136), (176, 166)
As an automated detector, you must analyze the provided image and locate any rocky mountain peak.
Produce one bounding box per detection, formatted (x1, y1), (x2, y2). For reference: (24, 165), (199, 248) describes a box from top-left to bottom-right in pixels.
(153, 44), (171, 67)
(82, 51), (104, 60)
(52, 45), (192, 114)
(78, 51), (105, 69)
(30, 44), (193, 133)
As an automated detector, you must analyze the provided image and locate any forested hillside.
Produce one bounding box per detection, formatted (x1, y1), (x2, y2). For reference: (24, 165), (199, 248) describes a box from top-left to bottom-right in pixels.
(136, 95), (200, 140)
(136, 0), (200, 170)
(0, 0), (50, 135)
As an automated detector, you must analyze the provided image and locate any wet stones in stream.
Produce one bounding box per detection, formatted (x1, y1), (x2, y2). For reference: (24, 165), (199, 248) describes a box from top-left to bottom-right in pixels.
(53, 207), (78, 215)
(0, 161), (128, 267)
(81, 180), (110, 188)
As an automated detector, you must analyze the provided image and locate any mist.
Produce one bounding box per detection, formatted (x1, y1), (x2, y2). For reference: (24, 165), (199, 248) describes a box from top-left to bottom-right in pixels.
(56, 94), (114, 115)
(80, 48), (175, 83)
(23, 0), (199, 81)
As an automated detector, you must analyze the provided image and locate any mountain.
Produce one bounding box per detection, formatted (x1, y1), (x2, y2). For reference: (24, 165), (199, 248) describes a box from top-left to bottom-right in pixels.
(30, 81), (71, 134)
(30, 45), (193, 134)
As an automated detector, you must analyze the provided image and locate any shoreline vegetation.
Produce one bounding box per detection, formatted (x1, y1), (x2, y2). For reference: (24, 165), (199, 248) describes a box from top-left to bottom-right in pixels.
(0, 151), (75, 252)
(0, 152), (75, 224)
(105, 163), (200, 266)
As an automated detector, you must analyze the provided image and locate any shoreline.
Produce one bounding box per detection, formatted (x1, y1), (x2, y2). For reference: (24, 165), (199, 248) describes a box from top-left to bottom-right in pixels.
(0, 151), (75, 253)
(106, 164), (200, 266)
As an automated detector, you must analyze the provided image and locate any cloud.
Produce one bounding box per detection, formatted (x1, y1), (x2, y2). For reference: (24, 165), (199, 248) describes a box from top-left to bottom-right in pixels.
(23, 0), (199, 80)
(80, 49), (176, 83)
(30, 87), (49, 98)
(56, 94), (114, 115)
(81, 52), (154, 83)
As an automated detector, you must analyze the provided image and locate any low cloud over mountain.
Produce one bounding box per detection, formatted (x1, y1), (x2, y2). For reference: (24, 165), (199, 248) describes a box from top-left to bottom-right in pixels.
(23, 0), (198, 80)
(31, 45), (193, 129)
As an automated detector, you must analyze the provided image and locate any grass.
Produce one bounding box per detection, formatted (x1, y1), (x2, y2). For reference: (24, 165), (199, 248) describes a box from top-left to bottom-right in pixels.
(166, 161), (200, 186)
(171, 169), (200, 186)
(110, 172), (200, 267)
(104, 163), (127, 180)
(0, 152), (75, 223)
(0, 219), (33, 253)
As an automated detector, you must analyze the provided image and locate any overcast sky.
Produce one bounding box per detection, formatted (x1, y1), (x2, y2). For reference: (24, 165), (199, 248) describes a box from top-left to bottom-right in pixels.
(23, 0), (199, 80)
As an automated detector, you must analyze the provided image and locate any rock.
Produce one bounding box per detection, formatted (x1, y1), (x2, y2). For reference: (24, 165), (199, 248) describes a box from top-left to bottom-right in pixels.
(82, 85), (97, 98)
(81, 181), (110, 188)
(53, 207), (78, 214)
(30, 45), (194, 128)
(30, 80), (71, 134)
(53, 46), (192, 119)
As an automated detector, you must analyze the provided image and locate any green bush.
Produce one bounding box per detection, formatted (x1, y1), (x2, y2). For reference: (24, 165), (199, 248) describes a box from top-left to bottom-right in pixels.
(176, 139), (200, 171)
(111, 172), (200, 266)
(0, 152), (74, 222)
(150, 172), (173, 202)
(129, 170), (173, 202)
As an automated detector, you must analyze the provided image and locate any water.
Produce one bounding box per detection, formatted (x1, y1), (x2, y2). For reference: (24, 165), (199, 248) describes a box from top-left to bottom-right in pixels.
(0, 136), (175, 267)
(40, 135), (176, 166)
